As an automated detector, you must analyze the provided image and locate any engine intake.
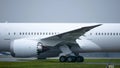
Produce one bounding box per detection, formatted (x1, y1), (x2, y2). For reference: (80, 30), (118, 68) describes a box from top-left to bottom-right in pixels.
(10, 39), (49, 58)
(37, 42), (49, 54)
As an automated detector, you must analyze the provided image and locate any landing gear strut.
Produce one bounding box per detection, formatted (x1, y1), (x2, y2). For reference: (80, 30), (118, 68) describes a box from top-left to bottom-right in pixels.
(59, 56), (84, 62)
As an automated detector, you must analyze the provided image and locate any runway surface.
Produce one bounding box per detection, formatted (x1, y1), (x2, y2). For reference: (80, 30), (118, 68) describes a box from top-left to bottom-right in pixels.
(0, 55), (120, 66)
(0, 55), (36, 62)
(83, 62), (120, 65)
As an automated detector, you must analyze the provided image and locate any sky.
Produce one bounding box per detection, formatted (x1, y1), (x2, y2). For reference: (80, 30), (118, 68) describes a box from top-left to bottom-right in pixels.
(0, 0), (120, 23)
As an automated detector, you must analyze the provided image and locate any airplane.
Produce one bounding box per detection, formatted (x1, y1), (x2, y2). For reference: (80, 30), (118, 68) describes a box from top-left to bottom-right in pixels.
(0, 23), (120, 62)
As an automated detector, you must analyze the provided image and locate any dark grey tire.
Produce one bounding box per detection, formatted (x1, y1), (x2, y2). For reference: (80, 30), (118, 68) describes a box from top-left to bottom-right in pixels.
(67, 56), (76, 62)
(76, 56), (84, 62)
(59, 56), (67, 62)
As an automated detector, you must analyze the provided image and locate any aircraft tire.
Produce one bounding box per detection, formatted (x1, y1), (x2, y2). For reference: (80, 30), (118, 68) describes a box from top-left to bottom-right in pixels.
(59, 56), (67, 62)
(67, 56), (76, 62)
(76, 56), (84, 62)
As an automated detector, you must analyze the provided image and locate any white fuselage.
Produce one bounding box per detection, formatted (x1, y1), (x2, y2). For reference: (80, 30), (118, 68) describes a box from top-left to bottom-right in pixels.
(0, 23), (120, 52)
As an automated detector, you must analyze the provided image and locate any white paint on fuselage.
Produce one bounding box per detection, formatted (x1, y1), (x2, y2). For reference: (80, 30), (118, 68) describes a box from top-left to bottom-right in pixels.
(0, 23), (120, 52)
(83, 24), (120, 52)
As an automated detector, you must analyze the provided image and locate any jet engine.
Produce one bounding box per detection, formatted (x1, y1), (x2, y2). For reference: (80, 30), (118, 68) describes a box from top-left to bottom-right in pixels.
(10, 39), (48, 58)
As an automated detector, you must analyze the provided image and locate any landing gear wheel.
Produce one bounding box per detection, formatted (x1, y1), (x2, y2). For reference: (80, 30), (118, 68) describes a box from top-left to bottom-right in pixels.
(76, 56), (84, 62)
(59, 56), (67, 62)
(67, 56), (76, 62)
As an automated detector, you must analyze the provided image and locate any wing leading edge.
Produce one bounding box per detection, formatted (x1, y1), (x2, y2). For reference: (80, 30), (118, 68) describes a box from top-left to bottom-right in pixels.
(41, 24), (102, 42)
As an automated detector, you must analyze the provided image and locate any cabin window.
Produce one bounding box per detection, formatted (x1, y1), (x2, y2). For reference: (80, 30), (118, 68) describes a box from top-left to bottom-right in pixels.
(110, 33), (112, 35)
(52, 32), (54, 35)
(49, 32), (51, 35)
(113, 33), (115, 35)
(104, 33), (106, 35)
(8, 33), (10, 35)
(98, 33), (100, 35)
(95, 33), (97, 35)
(37, 32), (39, 35)
(25, 32), (27, 35)
(22, 32), (24, 35)
(28, 32), (30, 35)
(43, 32), (45, 35)
(31, 32), (33, 35)
(13, 32), (15, 35)
(116, 33), (118, 35)
(46, 32), (48, 35)
(101, 33), (103, 35)
(19, 32), (22, 35)
(34, 32), (36, 35)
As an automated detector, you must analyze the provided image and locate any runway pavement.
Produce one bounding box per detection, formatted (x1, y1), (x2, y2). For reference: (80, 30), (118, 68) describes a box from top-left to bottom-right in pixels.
(0, 55), (36, 62)
(0, 55), (120, 66)
(83, 62), (120, 65)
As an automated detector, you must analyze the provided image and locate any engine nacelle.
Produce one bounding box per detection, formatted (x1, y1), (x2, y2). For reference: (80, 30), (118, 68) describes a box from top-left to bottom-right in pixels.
(10, 39), (48, 58)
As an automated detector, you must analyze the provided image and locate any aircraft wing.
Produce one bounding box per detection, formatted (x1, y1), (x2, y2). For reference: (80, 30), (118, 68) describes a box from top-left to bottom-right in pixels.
(41, 24), (102, 42)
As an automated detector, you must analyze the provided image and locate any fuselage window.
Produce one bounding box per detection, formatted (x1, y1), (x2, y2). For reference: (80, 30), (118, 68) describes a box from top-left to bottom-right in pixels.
(49, 32), (51, 35)
(14, 32), (16, 35)
(110, 33), (112, 35)
(28, 32), (30, 35)
(95, 33), (97, 35)
(46, 32), (47, 35)
(98, 33), (100, 35)
(55, 32), (58, 35)
(25, 32), (27, 35)
(116, 33), (118, 35)
(52, 32), (54, 35)
(23, 32), (24, 35)
(43, 32), (45, 35)
(19, 32), (22, 35)
(104, 33), (106, 35)
(34, 32), (36, 35)
(37, 32), (39, 35)
(31, 32), (33, 35)
(101, 33), (103, 35)
(113, 33), (115, 35)
(8, 33), (10, 35)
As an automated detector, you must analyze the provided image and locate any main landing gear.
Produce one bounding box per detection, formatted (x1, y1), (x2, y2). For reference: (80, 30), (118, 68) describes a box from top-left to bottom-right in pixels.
(59, 56), (84, 62)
